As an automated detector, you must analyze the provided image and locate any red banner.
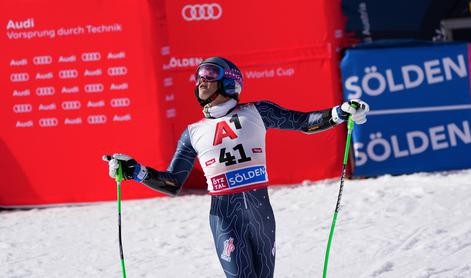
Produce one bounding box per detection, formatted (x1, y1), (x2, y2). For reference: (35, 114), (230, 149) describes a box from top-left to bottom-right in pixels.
(159, 0), (346, 187)
(0, 0), (168, 206)
(1, 0), (346, 206)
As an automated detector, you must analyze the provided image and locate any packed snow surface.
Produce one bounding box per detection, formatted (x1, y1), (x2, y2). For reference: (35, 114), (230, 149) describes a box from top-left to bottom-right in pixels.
(2, 170), (471, 277)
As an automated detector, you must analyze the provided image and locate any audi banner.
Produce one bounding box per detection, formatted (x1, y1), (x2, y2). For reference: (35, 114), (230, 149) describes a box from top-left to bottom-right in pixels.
(2, 0), (347, 206)
(159, 0), (347, 186)
(0, 0), (170, 206)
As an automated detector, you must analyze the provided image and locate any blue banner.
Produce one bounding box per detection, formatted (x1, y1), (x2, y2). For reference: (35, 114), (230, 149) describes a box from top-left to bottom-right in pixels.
(341, 42), (471, 176)
(226, 165), (267, 188)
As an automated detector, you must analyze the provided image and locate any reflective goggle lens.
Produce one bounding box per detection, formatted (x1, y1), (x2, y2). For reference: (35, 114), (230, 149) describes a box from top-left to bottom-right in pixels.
(195, 64), (223, 85)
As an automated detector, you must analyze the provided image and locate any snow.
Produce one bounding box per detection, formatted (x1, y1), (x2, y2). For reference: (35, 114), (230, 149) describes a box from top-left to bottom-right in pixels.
(2, 170), (471, 278)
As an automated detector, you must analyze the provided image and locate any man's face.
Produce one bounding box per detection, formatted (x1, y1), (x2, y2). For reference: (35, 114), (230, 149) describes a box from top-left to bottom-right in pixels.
(198, 80), (219, 100)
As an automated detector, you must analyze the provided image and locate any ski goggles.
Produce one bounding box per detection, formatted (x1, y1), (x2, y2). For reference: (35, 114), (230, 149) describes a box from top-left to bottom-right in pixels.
(195, 64), (243, 85)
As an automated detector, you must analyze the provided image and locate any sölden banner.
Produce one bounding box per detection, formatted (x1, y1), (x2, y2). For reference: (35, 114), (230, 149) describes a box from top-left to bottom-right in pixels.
(341, 42), (471, 176)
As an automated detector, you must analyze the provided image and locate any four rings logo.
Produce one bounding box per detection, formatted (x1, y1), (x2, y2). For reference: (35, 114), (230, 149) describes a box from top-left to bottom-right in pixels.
(82, 52), (101, 62)
(161, 46), (170, 56)
(84, 83), (104, 93)
(33, 56), (52, 65)
(110, 98), (131, 107)
(36, 87), (55, 96)
(182, 3), (222, 21)
(39, 118), (58, 127)
(13, 104), (33, 113)
(59, 69), (78, 79)
(163, 77), (173, 87)
(107, 66), (127, 76)
(10, 73), (29, 82)
(61, 101), (81, 110)
(88, 115), (107, 124)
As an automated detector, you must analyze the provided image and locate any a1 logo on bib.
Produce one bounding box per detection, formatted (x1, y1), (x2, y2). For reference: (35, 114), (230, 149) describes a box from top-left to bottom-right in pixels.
(213, 121), (238, 146)
(213, 114), (242, 146)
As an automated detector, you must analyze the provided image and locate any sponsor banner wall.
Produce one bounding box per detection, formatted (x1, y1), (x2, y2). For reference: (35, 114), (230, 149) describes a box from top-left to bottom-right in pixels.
(0, 0), (168, 206)
(160, 0), (346, 186)
(341, 42), (471, 176)
(1, 0), (346, 206)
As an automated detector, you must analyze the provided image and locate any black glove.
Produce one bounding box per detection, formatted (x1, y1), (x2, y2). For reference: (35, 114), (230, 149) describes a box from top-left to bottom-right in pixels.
(104, 153), (148, 181)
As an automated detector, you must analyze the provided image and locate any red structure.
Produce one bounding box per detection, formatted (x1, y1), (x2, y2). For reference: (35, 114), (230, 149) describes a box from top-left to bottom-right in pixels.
(0, 0), (346, 206)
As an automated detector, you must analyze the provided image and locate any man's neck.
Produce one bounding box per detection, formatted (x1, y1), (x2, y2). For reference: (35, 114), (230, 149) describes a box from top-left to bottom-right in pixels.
(203, 98), (238, 118)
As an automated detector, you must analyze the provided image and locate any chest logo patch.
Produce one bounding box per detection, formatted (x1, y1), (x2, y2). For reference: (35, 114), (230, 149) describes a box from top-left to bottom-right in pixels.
(213, 121), (238, 146)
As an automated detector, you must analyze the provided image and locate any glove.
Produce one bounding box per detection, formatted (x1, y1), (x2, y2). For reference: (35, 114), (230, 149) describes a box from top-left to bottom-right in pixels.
(104, 153), (148, 182)
(332, 99), (369, 124)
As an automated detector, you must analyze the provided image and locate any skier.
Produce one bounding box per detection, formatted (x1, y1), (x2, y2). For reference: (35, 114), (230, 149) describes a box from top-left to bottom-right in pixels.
(106, 57), (369, 278)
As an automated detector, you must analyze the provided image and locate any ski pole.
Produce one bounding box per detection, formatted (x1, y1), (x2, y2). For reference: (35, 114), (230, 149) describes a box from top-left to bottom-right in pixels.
(103, 155), (127, 278)
(116, 160), (127, 278)
(322, 111), (356, 278)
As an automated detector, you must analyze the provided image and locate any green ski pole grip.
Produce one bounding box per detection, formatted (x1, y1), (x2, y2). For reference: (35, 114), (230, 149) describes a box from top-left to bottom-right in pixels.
(116, 161), (124, 183)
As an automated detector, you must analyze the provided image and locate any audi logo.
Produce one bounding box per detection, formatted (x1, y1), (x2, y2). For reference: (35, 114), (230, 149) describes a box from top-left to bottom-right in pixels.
(163, 77), (173, 87)
(84, 83), (104, 93)
(88, 115), (107, 124)
(61, 86), (79, 93)
(110, 83), (128, 90)
(61, 101), (81, 110)
(13, 89), (31, 97)
(110, 98), (131, 107)
(165, 94), (175, 102)
(59, 69), (79, 79)
(36, 87), (55, 96)
(10, 73), (29, 82)
(33, 56), (52, 65)
(13, 104), (33, 113)
(166, 108), (177, 118)
(39, 118), (58, 127)
(81, 52), (101, 62)
(182, 3), (222, 21)
(161, 46), (170, 56)
(107, 66), (127, 76)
